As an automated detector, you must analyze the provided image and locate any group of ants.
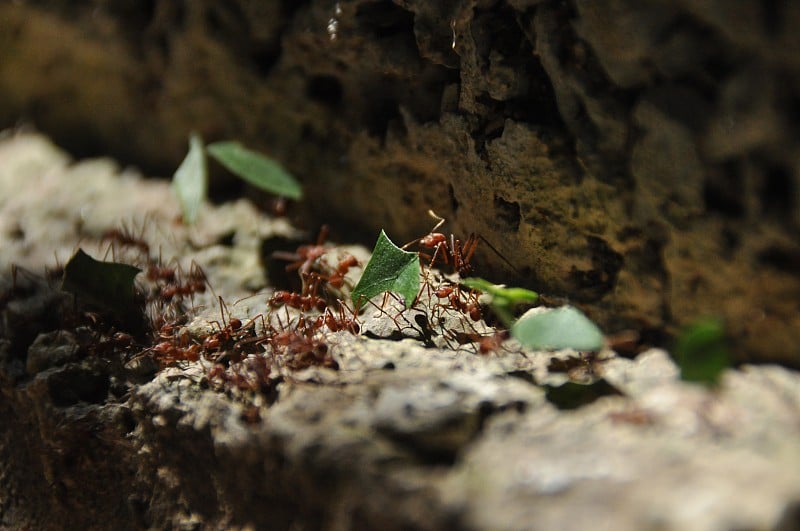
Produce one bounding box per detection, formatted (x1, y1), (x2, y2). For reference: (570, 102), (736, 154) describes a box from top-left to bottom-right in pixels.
(87, 214), (513, 399)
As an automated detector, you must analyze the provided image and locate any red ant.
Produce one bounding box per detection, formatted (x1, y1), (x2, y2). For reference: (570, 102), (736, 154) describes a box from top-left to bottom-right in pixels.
(261, 312), (338, 370)
(158, 262), (208, 301)
(153, 318), (188, 345)
(208, 356), (273, 395)
(327, 254), (360, 289)
(433, 284), (482, 321)
(404, 211), (479, 278)
(160, 284), (201, 300)
(185, 262), (209, 291)
(315, 302), (360, 334)
(150, 340), (202, 366)
(269, 290), (327, 312)
(272, 332), (336, 370)
(202, 317), (243, 352)
(476, 330), (509, 355)
(146, 264), (176, 284)
(89, 331), (136, 358)
(201, 297), (264, 363)
(272, 225), (330, 276)
(102, 225), (150, 257)
(268, 272), (327, 312)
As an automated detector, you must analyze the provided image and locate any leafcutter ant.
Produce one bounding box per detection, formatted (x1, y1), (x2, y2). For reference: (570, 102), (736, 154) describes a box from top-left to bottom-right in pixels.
(101, 222), (150, 259)
(403, 210), (479, 278)
(327, 254), (360, 289)
(272, 225), (330, 276)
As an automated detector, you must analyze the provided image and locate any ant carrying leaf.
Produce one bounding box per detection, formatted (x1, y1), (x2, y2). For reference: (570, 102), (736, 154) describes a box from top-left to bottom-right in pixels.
(350, 230), (420, 309)
(403, 210), (479, 277)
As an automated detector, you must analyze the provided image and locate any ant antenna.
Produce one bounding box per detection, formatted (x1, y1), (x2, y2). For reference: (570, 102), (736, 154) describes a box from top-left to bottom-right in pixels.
(427, 209), (446, 232)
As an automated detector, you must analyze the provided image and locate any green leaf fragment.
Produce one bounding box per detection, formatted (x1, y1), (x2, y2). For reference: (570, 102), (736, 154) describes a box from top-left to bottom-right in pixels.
(61, 248), (141, 316)
(674, 317), (730, 385)
(207, 141), (302, 199)
(460, 277), (495, 293)
(512, 306), (604, 351)
(172, 133), (207, 224)
(462, 277), (538, 326)
(461, 278), (538, 303)
(351, 230), (420, 309)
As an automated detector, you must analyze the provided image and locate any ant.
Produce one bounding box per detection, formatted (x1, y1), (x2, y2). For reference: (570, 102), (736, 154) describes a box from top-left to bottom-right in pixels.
(404, 211), (478, 278)
(101, 225), (150, 258)
(272, 225), (330, 276)
(90, 331), (136, 357)
(201, 297), (264, 363)
(149, 340), (202, 366)
(269, 290), (327, 312)
(202, 316), (243, 352)
(327, 254), (360, 289)
(207, 356), (273, 395)
(268, 272), (328, 312)
(158, 262), (208, 301)
(433, 284), (482, 322)
(275, 332), (337, 371)
(146, 264), (176, 284)
(476, 330), (509, 355)
(261, 312), (338, 370)
(315, 302), (361, 334)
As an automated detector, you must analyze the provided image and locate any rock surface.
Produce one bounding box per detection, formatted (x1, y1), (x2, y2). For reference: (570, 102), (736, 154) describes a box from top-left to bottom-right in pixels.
(0, 1), (798, 365)
(1, 134), (799, 530)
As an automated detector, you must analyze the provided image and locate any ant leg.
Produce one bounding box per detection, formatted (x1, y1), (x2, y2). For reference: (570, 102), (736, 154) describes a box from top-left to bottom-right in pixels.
(463, 234), (479, 264)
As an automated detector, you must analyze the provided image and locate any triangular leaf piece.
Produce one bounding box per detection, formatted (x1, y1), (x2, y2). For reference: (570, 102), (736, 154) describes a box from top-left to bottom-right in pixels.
(172, 133), (207, 224)
(512, 306), (604, 351)
(351, 230), (420, 309)
(61, 248), (141, 315)
(207, 141), (302, 199)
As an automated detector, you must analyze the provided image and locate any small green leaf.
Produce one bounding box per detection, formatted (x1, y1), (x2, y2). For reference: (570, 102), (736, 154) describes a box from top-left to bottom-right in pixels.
(172, 133), (207, 224)
(61, 248), (141, 316)
(351, 230), (420, 309)
(462, 277), (538, 326)
(674, 317), (730, 385)
(461, 278), (538, 303)
(460, 277), (496, 293)
(499, 287), (540, 303)
(512, 306), (604, 351)
(207, 141), (302, 199)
